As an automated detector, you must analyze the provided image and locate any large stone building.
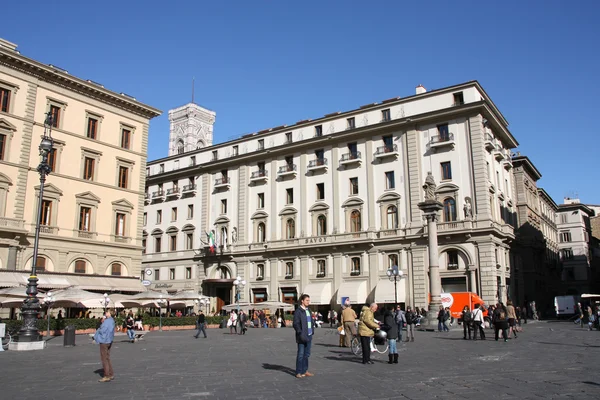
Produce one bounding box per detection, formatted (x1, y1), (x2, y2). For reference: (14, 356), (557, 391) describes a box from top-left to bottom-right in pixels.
(143, 81), (519, 314)
(0, 38), (161, 294)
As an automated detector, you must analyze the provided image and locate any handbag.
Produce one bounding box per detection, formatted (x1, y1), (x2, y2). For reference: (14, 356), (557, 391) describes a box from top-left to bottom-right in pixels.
(337, 326), (345, 335)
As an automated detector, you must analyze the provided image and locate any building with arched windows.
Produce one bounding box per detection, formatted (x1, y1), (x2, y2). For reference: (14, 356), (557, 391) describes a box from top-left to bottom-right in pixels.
(143, 81), (522, 314)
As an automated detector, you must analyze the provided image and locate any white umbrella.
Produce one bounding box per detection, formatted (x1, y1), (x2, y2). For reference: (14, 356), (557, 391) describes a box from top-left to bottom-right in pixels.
(251, 301), (295, 311)
(120, 290), (169, 308)
(49, 287), (111, 308)
(222, 302), (252, 312)
(0, 286), (30, 298)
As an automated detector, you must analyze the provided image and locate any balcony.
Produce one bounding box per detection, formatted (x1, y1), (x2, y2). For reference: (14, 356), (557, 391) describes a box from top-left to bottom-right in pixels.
(374, 144), (398, 160)
(113, 235), (131, 244)
(429, 133), (455, 150)
(493, 145), (505, 161)
(214, 177), (230, 189)
(307, 158), (328, 172)
(250, 169), (268, 183)
(484, 133), (495, 152)
(77, 230), (97, 240)
(437, 220), (472, 232)
(278, 164), (297, 178)
(503, 150), (513, 170)
(166, 187), (181, 199)
(39, 225), (58, 235)
(339, 151), (362, 166)
(152, 190), (165, 201)
(182, 184), (197, 195)
(144, 193), (150, 204)
(0, 216), (25, 231)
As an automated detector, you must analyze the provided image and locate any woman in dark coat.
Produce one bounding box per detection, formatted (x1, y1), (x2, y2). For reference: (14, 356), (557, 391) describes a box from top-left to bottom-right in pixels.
(383, 306), (399, 364)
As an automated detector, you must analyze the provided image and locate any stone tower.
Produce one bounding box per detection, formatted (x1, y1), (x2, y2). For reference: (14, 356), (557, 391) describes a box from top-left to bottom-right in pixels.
(168, 103), (216, 156)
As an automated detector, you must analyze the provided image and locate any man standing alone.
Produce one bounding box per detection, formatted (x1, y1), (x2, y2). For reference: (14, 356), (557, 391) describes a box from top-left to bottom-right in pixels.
(94, 310), (115, 382)
(293, 294), (315, 379)
(341, 304), (357, 348)
(194, 310), (207, 339)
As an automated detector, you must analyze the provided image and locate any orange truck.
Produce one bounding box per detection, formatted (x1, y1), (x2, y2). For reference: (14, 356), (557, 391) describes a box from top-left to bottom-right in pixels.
(441, 292), (489, 322)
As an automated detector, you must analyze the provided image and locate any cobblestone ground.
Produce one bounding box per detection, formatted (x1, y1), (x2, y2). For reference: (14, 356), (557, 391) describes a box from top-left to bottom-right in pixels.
(0, 320), (599, 400)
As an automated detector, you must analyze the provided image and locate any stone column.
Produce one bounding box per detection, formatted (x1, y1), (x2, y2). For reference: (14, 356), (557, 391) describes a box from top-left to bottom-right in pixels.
(469, 267), (477, 294)
(423, 209), (442, 312)
(7, 246), (18, 270)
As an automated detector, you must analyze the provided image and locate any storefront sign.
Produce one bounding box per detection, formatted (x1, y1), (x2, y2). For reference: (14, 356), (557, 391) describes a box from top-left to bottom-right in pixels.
(154, 283), (173, 289)
(304, 237), (327, 244)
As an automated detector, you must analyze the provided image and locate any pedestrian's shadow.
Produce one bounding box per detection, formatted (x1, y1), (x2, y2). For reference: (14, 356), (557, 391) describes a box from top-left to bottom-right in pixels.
(433, 337), (468, 341)
(93, 369), (104, 377)
(262, 363), (296, 376)
(323, 355), (362, 364)
(314, 343), (341, 348)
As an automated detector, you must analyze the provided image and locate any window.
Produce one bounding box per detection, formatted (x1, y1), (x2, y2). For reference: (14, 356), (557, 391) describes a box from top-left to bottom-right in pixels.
(285, 155), (293, 168)
(315, 125), (322, 137)
(171, 207), (178, 221)
(385, 171), (395, 189)
(86, 117), (98, 139)
(347, 142), (358, 159)
(40, 200), (52, 225)
(143, 212), (147, 226)
(388, 254), (398, 268)
(156, 210), (162, 224)
(111, 263), (122, 276)
(221, 199), (227, 214)
(189, 156), (196, 167)
(233, 145), (238, 156)
(159, 163), (165, 173)
(453, 92), (464, 106)
(212, 150), (218, 161)
(258, 193), (265, 209)
(0, 87), (11, 113)
(257, 161), (265, 172)
(560, 232), (572, 243)
(317, 260), (326, 277)
(75, 260), (86, 274)
(441, 162), (452, 180)
(142, 238), (147, 254)
(0, 133), (6, 161)
(118, 166), (129, 189)
(286, 188), (294, 204)
(285, 132), (292, 143)
(563, 249), (573, 260)
(257, 222), (266, 242)
(79, 206), (91, 231)
(187, 205), (194, 219)
(346, 117), (355, 129)
(317, 215), (327, 235)
(169, 268), (175, 280)
(49, 104), (60, 128)
(560, 214), (568, 224)
(285, 262), (294, 279)
(83, 157), (95, 180)
(383, 134), (393, 148)
(35, 256), (46, 272)
(438, 124), (450, 141)
(258, 139), (264, 150)
(186, 267), (192, 279)
(177, 140), (184, 154)
(382, 109), (391, 122)
(257, 264), (265, 280)
(447, 251), (459, 270)
(154, 269), (160, 280)
(443, 198), (457, 222)
(350, 177), (359, 195)
(350, 210), (361, 232)
(115, 213), (126, 237)
(387, 205), (398, 229)
(169, 234), (177, 251)
(316, 183), (325, 200)
(286, 219), (295, 239)
(121, 128), (132, 149)
(351, 257), (361, 276)
(186, 233), (194, 250)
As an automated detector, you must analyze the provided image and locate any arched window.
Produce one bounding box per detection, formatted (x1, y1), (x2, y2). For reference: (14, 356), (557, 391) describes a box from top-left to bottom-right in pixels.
(317, 215), (327, 236)
(351, 257), (361, 276)
(350, 210), (361, 232)
(111, 263), (122, 276)
(256, 264), (265, 280)
(286, 219), (295, 239)
(196, 141), (204, 149)
(317, 260), (326, 277)
(218, 266), (231, 279)
(443, 198), (457, 222)
(74, 260), (86, 274)
(387, 205), (398, 229)
(257, 222), (266, 242)
(388, 254), (398, 268)
(177, 140), (184, 154)
(220, 227), (228, 246)
(285, 262), (294, 279)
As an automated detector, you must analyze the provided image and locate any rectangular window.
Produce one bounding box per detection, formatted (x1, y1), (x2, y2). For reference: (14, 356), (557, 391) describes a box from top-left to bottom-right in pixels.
(75, 260), (86, 274)
(143, 212), (147, 226)
(258, 193), (265, 209)
(315, 125), (322, 137)
(438, 124), (449, 141)
(453, 92), (464, 106)
(169, 235), (177, 251)
(233, 145), (238, 156)
(385, 171), (395, 189)
(49, 105), (60, 128)
(286, 188), (294, 205)
(346, 117), (355, 129)
(118, 166), (129, 189)
(441, 162), (452, 180)
(285, 155), (293, 168)
(83, 157), (95, 180)
(79, 207), (91, 231)
(187, 204), (194, 219)
(115, 213), (126, 237)
(563, 249), (573, 259)
(212, 150), (218, 161)
(156, 210), (162, 224)
(285, 262), (294, 279)
(382, 109), (391, 122)
(0, 133), (6, 161)
(560, 232), (572, 243)
(383, 135), (393, 148)
(40, 200), (52, 225)
(221, 199), (227, 214)
(186, 267), (192, 279)
(47, 148), (57, 172)
(154, 269), (160, 280)
(317, 183), (325, 200)
(171, 207), (177, 222)
(121, 128), (131, 149)
(447, 251), (459, 270)
(351, 257), (361, 275)
(317, 260), (326, 277)
(257, 161), (265, 172)
(142, 238), (147, 254)
(258, 139), (264, 150)
(169, 268), (175, 280)
(111, 263), (121, 276)
(285, 132), (292, 143)
(0, 87), (10, 113)
(560, 214), (567, 224)
(190, 156), (196, 166)
(315, 149), (324, 161)
(350, 177), (359, 195)
(348, 142), (358, 155)
(159, 163), (165, 173)
(155, 237), (162, 252)
(186, 233), (194, 250)
(87, 117), (98, 139)
(36, 257), (46, 272)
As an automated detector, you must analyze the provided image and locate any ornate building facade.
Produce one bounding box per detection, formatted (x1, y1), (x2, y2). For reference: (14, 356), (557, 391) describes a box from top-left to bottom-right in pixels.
(143, 81), (518, 313)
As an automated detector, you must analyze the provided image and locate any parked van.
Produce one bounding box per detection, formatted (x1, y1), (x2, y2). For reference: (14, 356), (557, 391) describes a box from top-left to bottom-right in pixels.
(441, 292), (490, 324)
(554, 295), (580, 317)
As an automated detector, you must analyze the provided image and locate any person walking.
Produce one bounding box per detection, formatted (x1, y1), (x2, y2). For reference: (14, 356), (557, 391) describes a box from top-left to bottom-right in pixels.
(383, 306), (399, 364)
(462, 305), (473, 340)
(194, 310), (207, 339)
(341, 304), (357, 348)
(472, 303), (486, 340)
(395, 305), (406, 343)
(228, 311), (238, 334)
(405, 306), (416, 342)
(493, 302), (509, 342)
(94, 310), (115, 382)
(293, 294), (315, 379)
(357, 303), (380, 365)
(437, 306), (449, 332)
(506, 300), (518, 338)
(125, 312), (135, 343)
(239, 310), (248, 334)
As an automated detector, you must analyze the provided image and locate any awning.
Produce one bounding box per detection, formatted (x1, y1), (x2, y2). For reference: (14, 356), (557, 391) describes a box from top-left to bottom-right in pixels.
(337, 280), (368, 305)
(301, 282), (332, 305)
(374, 279), (406, 304)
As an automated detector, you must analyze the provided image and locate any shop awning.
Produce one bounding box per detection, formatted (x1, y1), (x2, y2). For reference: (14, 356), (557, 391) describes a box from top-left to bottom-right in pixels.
(374, 279), (406, 304)
(300, 282), (332, 305)
(337, 280), (368, 305)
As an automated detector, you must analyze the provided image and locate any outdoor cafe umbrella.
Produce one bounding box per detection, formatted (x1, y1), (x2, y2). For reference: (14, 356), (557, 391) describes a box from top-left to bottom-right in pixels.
(251, 301), (295, 311)
(222, 302), (252, 313)
(48, 287), (108, 308)
(120, 290), (169, 308)
(169, 290), (208, 309)
(0, 286), (30, 307)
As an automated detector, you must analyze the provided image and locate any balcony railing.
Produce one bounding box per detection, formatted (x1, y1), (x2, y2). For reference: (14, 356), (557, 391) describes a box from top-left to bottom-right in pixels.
(307, 158), (328, 168)
(0, 216), (25, 230)
(77, 230), (97, 239)
(278, 164), (297, 174)
(340, 151), (361, 163)
(152, 190), (165, 198)
(437, 220), (471, 231)
(166, 187), (180, 197)
(447, 264), (459, 270)
(215, 177), (230, 186)
(374, 144), (398, 157)
(39, 225), (58, 234)
(430, 133), (455, 144)
(250, 169), (268, 179)
(114, 235), (131, 243)
(350, 270), (361, 276)
(182, 184), (197, 193)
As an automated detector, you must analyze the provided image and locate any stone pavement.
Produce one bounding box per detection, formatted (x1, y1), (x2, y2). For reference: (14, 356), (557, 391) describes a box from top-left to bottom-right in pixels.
(0, 321), (599, 400)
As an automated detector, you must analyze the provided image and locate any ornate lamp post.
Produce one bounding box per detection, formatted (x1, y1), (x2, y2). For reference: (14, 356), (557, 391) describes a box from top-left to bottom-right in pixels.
(157, 295), (167, 331)
(16, 112), (54, 344)
(232, 276), (246, 314)
(386, 265), (404, 305)
(100, 293), (111, 313)
(43, 292), (55, 340)
(194, 297), (209, 315)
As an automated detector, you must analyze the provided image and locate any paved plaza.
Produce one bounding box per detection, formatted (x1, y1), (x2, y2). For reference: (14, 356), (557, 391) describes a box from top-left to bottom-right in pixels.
(0, 321), (599, 400)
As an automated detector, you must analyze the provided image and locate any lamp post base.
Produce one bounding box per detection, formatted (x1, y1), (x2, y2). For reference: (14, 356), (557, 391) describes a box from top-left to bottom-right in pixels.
(9, 340), (46, 351)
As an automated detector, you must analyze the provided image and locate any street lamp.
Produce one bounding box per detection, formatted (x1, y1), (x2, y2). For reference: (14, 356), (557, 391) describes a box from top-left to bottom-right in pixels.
(43, 292), (55, 340)
(386, 265), (405, 305)
(157, 295), (167, 331)
(232, 276), (246, 314)
(100, 293), (110, 313)
(17, 112), (54, 343)
(194, 297), (209, 315)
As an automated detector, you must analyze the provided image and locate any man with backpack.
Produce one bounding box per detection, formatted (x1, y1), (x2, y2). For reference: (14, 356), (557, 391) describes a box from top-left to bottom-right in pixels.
(493, 302), (509, 342)
(461, 305), (473, 340)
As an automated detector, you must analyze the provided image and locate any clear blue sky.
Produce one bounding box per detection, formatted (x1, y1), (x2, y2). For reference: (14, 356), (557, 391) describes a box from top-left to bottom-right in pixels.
(2, 1), (598, 204)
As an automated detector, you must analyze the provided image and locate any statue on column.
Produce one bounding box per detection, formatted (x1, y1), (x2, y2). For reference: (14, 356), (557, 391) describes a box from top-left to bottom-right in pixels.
(232, 227), (238, 244)
(463, 197), (473, 219)
(423, 172), (437, 200)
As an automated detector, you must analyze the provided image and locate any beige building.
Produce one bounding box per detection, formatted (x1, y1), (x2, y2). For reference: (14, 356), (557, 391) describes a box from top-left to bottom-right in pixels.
(0, 38), (161, 290)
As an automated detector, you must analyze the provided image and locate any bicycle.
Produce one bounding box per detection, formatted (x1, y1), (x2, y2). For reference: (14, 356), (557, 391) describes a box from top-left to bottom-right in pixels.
(350, 334), (388, 356)
(1, 325), (19, 351)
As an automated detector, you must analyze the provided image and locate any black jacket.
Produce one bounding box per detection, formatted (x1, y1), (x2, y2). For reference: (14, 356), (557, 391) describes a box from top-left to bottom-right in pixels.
(197, 314), (205, 324)
(383, 310), (399, 340)
(293, 307), (314, 344)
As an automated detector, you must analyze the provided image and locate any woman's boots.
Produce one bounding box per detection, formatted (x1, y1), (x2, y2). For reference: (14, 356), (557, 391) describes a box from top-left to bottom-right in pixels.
(393, 354), (398, 364)
(388, 354), (399, 364)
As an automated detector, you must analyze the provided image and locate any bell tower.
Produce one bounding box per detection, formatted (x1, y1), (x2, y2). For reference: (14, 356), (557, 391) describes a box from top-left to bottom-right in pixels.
(168, 103), (216, 156)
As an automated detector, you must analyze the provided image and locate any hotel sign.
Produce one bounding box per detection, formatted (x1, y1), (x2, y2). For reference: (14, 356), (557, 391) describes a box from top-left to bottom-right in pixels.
(304, 237), (327, 244)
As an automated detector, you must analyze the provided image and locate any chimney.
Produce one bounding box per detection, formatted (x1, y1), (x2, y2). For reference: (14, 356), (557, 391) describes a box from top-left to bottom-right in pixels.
(416, 84), (427, 95)
(0, 38), (18, 52)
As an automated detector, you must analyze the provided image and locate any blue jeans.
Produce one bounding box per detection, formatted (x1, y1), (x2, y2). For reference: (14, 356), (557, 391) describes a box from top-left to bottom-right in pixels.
(295, 336), (312, 375)
(127, 329), (135, 340)
(397, 324), (403, 342)
(388, 338), (397, 354)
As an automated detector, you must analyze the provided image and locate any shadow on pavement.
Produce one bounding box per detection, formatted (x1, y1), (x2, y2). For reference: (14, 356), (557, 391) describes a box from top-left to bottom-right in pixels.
(314, 343), (342, 348)
(582, 381), (600, 386)
(323, 356), (362, 364)
(534, 341), (600, 348)
(262, 363), (296, 376)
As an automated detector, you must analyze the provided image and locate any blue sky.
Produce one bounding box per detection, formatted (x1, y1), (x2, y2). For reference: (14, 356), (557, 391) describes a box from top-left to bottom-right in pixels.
(2, 1), (599, 204)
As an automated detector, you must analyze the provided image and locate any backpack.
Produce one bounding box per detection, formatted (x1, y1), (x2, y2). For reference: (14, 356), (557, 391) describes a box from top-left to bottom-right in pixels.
(498, 309), (506, 321)
(463, 311), (473, 323)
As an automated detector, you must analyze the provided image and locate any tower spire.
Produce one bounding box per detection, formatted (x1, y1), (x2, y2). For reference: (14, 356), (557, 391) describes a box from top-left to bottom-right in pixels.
(192, 77), (195, 104)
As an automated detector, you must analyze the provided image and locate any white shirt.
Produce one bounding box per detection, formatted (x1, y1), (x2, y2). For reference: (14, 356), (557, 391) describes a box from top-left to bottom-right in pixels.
(473, 308), (483, 322)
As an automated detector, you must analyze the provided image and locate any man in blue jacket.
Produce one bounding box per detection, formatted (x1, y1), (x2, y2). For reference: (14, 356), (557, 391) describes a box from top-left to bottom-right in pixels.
(293, 294), (315, 379)
(94, 311), (116, 382)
